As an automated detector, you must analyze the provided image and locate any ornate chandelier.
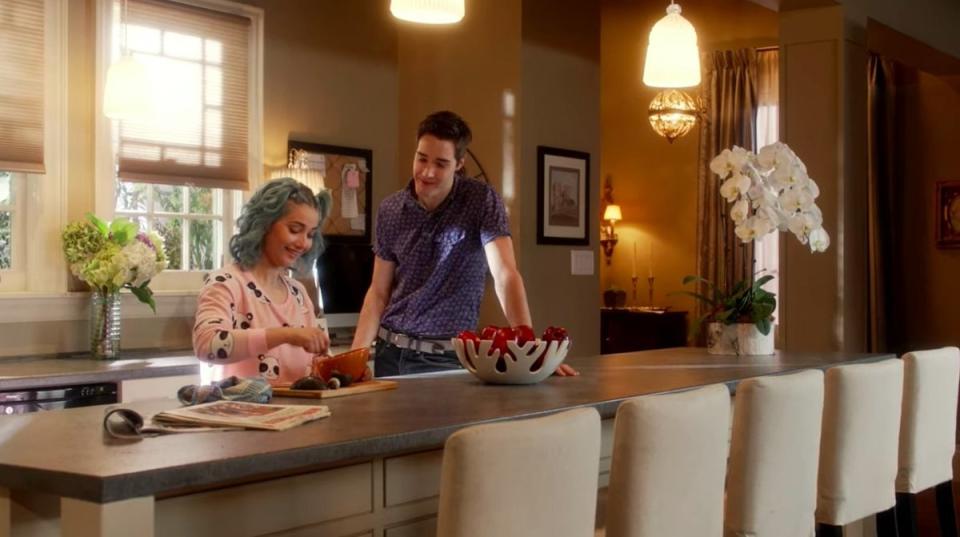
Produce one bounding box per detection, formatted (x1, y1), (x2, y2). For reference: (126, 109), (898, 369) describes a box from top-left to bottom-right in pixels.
(647, 90), (699, 143)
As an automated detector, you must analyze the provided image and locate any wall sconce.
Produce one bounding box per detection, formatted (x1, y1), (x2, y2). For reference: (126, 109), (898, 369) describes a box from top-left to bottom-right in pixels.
(270, 148), (325, 193)
(600, 175), (622, 264)
(601, 204), (622, 263)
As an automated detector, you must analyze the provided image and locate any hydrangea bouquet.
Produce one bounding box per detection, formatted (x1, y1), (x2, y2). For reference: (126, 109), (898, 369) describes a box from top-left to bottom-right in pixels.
(62, 214), (167, 312)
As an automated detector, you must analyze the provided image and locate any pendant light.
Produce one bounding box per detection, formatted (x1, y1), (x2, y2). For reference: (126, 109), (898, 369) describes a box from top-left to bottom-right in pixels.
(642, 1), (701, 88)
(642, 1), (702, 142)
(390, 0), (465, 24)
(103, 0), (153, 121)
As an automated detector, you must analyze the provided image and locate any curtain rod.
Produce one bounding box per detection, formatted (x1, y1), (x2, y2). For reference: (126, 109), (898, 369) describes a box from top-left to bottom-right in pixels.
(755, 45), (779, 52)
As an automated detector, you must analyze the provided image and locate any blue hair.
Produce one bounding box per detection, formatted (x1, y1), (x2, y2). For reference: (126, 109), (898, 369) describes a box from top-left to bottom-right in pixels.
(229, 178), (333, 272)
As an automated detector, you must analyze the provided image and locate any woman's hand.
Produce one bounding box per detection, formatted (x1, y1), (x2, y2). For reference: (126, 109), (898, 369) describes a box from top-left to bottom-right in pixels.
(283, 327), (330, 354)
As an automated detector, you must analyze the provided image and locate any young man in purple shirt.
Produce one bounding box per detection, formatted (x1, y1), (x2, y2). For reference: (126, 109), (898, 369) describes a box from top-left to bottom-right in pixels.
(351, 111), (576, 377)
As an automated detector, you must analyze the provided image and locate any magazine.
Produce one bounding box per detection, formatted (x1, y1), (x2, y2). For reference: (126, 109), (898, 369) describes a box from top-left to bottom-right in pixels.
(153, 401), (331, 431)
(104, 402), (330, 439)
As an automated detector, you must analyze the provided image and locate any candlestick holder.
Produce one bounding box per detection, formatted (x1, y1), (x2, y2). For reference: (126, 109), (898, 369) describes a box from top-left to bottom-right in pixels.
(647, 276), (655, 306)
(631, 275), (639, 303)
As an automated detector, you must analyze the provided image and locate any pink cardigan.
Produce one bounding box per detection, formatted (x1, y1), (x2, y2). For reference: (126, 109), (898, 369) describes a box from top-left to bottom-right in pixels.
(193, 264), (318, 386)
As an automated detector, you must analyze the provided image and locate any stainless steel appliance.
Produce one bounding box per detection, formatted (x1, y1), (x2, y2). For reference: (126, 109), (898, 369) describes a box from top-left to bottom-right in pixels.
(0, 382), (118, 414)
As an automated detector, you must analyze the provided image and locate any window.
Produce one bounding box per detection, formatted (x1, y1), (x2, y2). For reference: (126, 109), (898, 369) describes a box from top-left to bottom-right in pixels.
(755, 48), (779, 328)
(97, 0), (262, 290)
(114, 181), (233, 272)
(0, 0), (66, 295)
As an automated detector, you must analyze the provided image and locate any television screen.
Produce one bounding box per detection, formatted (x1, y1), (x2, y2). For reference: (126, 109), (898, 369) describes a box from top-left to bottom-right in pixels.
(317, 242), (374, 315)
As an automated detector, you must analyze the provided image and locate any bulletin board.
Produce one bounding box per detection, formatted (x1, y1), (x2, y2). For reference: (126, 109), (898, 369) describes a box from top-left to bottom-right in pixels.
(288, 141), (373, 244)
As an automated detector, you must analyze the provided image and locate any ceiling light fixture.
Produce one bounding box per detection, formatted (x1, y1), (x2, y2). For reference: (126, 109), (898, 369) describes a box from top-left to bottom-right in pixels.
(642, 1), (702, 143)
(390, 0), (465, 25)
(103, 0), (153, 121)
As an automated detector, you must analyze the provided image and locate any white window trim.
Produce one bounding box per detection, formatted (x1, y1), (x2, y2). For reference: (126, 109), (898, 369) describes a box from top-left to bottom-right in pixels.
(93, 0), (264, 291)
(0, 291), (198, 324)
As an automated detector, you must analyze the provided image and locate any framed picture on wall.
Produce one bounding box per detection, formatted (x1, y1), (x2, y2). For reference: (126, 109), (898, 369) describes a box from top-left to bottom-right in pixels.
(537, 146), (590, 245)
(288, 141), (372, 244)
(936, 181), (960, 248)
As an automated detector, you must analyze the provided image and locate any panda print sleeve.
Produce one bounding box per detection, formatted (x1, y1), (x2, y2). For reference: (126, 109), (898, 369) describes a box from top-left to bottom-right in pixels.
(193, 268), (269, 365)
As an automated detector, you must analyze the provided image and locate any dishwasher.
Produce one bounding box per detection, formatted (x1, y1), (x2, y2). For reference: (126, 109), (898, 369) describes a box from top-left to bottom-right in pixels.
(0, 382), (118, 414)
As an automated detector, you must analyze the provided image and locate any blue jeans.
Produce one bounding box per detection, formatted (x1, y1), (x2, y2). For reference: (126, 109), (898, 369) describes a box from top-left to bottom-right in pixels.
(373, 339), (462, 377)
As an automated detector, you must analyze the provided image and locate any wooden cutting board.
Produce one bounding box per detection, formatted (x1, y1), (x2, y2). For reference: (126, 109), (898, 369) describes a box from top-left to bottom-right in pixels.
(273, 380), (398, 399)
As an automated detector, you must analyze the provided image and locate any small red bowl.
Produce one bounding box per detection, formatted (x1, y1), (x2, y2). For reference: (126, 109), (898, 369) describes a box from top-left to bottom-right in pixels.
(313, 348), (370, 382)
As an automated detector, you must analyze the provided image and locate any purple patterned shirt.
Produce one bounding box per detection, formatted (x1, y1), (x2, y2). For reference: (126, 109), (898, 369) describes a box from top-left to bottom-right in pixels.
(375, 176), (511, 338)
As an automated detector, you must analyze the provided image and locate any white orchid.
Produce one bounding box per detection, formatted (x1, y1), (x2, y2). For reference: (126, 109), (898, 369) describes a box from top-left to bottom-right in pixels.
(730, 199), (750, 223)
(710, 142), (829, 252)
(809, 227), (830, 252)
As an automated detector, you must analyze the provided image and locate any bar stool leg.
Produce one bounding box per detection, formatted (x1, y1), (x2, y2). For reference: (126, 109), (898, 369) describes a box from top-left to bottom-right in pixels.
(936, 481), (959, 537)
(817, 523), (844, 537)
(875, 506), (898, 537)
(895, 492), (919, 537)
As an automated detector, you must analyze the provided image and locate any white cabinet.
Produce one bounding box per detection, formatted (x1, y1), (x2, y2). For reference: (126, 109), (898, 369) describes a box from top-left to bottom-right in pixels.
(119, 374), (200, 403)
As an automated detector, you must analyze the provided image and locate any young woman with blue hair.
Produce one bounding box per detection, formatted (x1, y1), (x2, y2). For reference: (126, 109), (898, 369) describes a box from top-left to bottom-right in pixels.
(193, 178), (333, 385)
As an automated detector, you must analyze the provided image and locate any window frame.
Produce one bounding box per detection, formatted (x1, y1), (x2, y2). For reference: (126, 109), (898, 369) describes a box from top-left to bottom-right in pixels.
(94, 0), (264, 292)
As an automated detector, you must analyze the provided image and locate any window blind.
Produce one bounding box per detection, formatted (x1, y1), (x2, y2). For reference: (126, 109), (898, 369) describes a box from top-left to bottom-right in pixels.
(116, 0), (251, 190)
(0, 0), (44, 174)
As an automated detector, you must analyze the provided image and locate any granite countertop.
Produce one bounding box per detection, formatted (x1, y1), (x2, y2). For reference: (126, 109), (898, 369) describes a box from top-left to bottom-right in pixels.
(0, 347), (892, 503)
(0, 350), (200, 390)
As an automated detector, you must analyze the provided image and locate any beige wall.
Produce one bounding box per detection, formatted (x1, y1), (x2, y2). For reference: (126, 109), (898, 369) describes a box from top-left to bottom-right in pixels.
(521, 0), (602, 354)
(600, 0), (778, 313)
(242, 0), (399, 210)
(898, 71), (960, 348)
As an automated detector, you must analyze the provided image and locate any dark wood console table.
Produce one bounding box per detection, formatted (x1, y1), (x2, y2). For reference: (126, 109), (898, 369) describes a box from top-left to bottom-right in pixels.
(601, 308), (689, 354)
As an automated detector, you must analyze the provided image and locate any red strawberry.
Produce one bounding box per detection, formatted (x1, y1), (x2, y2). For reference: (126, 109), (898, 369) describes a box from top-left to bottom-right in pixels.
(542, 326), (568, 342)
(457, 330), (479, 351)
(480, 325), (498, 340)
(515, 325), (535, 345)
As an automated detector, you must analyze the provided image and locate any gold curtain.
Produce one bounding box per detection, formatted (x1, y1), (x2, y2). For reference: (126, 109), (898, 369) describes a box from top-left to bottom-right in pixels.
(866, 55), (909, 353)
(695, 49), (758, 334)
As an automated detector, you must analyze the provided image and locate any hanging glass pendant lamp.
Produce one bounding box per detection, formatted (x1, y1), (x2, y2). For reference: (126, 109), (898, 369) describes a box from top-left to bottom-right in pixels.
(103, 0), (153, 120)
(642, 1), (701, 88)
(390, 0), (465, 24)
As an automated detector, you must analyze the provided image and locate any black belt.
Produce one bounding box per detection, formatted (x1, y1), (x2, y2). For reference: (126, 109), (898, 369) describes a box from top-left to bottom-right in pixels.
(377, 327), (455, 353)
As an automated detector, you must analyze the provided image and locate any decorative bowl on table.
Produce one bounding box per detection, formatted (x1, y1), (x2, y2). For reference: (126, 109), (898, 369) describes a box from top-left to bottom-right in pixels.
(451, 337), (570, 385)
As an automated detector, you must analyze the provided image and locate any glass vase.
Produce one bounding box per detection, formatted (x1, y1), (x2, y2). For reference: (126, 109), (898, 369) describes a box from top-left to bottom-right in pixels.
(90, 289), (121, 359)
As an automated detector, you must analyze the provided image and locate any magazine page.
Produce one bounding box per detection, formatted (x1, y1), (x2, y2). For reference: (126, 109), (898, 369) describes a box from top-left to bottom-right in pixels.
(153, 401), (331, 431)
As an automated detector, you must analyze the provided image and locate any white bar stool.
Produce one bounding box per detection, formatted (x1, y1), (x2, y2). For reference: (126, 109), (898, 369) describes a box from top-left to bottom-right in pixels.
(725, 369), (825, 537)
(604, 383), (731, 537)
(895, 347), (960, 537)
(436, 408), (601, 537)
(816, 359), (904, 537)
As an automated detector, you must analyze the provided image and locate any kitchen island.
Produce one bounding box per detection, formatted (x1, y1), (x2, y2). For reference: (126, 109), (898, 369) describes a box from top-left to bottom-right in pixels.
(0, 348), (892, 537)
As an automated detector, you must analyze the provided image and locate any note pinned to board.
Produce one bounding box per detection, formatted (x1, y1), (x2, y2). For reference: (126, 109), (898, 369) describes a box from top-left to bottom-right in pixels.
(571, 250), (594, 276)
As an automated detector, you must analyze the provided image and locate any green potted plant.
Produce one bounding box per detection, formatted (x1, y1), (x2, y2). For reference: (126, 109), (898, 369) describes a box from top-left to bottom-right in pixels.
(603, 285), (627, 308)
(681, 142), (830, 355)
(678, 273), (776, 355)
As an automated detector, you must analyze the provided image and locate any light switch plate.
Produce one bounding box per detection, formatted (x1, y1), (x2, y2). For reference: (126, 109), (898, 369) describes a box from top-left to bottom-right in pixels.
(571, 250), (594, 276)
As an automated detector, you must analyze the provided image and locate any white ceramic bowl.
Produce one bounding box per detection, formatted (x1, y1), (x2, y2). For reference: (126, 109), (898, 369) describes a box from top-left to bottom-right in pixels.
(451, 338), (570, 385)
